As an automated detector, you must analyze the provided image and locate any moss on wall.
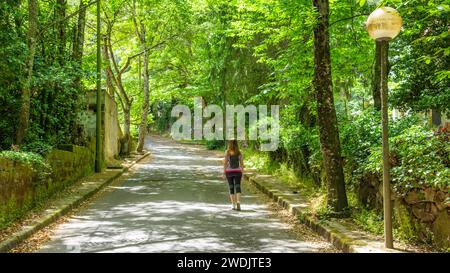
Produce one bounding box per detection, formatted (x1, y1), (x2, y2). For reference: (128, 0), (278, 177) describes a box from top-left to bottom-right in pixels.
(46, 145), (94, 189)
(432, 210), (450, 249)
(0, 145), (95, 229)
(394, 200), (421, 243)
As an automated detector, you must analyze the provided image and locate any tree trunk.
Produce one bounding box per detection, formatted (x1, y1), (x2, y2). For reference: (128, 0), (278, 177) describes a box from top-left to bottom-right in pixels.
(16, 0), (38, 145)
(121, 107), (132, 155)
(132, 2), (149, 152)
(123, 109), (131, 138)
(312, 0), (348, 212)
(56, 0), (66, 66)
(102, 36), (116, 98)
(72, 0), (86, 89)
(103, 30), (133, 155)
(137, 50), (150, 152)
(117, 82), (132, 155)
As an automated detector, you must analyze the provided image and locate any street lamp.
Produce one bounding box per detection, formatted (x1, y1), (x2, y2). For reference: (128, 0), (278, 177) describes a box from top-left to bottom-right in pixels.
(95, 0), (102, 173)
(366, 7), (402, 249)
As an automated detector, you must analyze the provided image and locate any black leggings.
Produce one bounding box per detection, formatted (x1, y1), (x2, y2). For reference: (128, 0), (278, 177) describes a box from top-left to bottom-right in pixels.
(226, 172), (242, 194)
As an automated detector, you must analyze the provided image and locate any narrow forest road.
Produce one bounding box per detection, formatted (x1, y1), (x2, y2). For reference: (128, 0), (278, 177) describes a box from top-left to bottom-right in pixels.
(37, 135), (337, 253)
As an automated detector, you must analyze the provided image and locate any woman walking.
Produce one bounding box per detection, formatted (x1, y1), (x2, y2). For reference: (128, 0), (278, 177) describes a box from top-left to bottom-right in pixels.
(223, 140), (244, 211)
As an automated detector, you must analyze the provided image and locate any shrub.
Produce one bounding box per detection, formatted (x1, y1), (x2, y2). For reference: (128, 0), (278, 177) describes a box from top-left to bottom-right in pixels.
(352, 207), (384, 235)
(205, 139), (225, 150)
(280, 124), (321, 175)
(22, 141), (54, 156)
(363, 125), (450, 195)
(341, 109), (423, 188)
(340, 109), (419, 168)
(340, 109), (382, 167)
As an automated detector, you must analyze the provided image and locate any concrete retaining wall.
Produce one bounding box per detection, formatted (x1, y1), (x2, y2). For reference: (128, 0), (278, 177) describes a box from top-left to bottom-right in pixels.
(81, 90), (122, 165)
(104, 92), (122, 162)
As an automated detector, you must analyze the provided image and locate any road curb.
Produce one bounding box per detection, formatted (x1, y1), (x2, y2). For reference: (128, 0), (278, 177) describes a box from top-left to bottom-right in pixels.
(0, 151), (151, 253)
(244, 172), (402, 253)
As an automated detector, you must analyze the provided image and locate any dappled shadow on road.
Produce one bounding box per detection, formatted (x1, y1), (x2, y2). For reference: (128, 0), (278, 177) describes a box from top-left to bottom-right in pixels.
(38, 136), (331, 253)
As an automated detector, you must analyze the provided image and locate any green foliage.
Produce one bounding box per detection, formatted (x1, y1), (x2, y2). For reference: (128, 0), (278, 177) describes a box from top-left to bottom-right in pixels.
(22, 141), (54, 157)
(352, 207), (384, 235)
(0, 1), (26, 150)
(242, 148), (275, 173)
(364, 125), (450, 194)
(151, 101), (176, 133)
(0, 0), (85, 149)
(31, 63), (84, 143)
(0, 0), (448, 245)
(281, 125), (316, 154)
(205, 139), (225, 150)
(345, 109), (417, 150)
(377, 131), (448, 190)
(340, 109), (382, 164)
(279, 123), (321, 174)
(389, 0), (450, 114)
(340, 109), (422, 186)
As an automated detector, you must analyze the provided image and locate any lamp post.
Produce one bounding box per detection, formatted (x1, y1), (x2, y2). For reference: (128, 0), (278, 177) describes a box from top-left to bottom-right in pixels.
(366, 7), (402, 249)
(95, 0), (102, 173)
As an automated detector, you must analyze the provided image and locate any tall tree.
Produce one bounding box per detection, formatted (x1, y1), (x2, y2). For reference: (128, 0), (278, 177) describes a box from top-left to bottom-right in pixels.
(312, 0), (348, 212)
(102, 36), (116, 98)
(104, 32), (134, 154)
(131, 0), (150, 153)
(130, 0), (182, 152)
(16, 0), (38, 144)
(102, 7), (141, 154)
(137, 47), (150, 152)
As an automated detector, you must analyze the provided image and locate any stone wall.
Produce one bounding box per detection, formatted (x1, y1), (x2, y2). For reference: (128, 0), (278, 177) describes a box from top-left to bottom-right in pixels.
(395, 187), (450, 249)
(0, 145), (94, 227)
(362, 176), (450, 249)
(0, 158), (36, 223)
(47, 144), (95, 188)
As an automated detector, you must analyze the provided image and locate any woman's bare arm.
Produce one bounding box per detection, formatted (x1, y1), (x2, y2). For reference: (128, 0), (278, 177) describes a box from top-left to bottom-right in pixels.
(240, 155), (244, 172)
(223, 156), (228, 173)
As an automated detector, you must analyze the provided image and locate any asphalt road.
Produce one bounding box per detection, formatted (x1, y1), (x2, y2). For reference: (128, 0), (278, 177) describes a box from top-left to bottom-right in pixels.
(38, 136), (336, 253)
